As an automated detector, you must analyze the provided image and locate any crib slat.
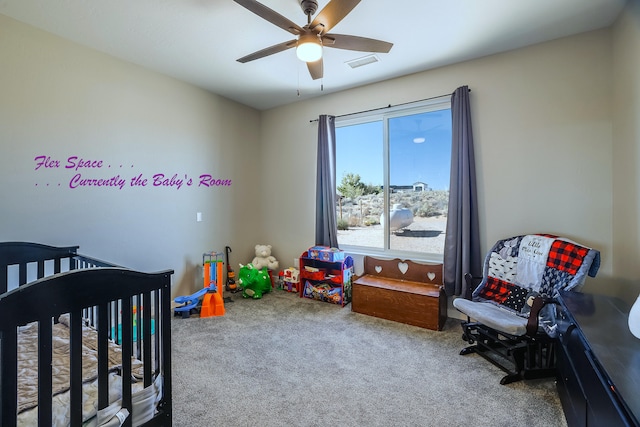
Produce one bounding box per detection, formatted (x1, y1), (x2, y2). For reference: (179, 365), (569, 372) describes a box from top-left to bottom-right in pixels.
(18, 263), (27, 286)
(70, 310), (83, 426)
(154, 290), (161, 374)
(143, 292), (152, 387)
(160, 278), (173, 418)
(1, 327), (18, 425)
(37, 260), (45, 280)
(37, 319), (53, 425)
(97, 303), (109, 409)
(135, 293), (142, 360)
(0, 269), (6, 294)
(121, 297), (133, 427)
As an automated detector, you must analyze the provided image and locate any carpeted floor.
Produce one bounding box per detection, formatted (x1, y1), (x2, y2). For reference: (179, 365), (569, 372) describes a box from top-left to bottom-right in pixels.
(171, 291), (567, 427)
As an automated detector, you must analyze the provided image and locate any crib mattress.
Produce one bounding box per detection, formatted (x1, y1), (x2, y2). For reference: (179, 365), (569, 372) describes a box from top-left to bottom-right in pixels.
(14, 315), (160, 426)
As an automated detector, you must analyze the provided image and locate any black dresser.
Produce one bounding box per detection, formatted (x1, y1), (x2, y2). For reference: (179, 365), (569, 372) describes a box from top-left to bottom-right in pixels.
(556, 290), (640, 427)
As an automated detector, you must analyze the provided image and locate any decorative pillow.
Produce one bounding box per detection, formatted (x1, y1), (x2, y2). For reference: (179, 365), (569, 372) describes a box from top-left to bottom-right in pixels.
(472, 234), (600, 317)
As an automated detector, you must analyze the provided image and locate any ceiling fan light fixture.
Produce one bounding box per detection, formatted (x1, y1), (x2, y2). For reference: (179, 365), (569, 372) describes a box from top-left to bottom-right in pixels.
(233, 0), (393, 80)
(296, 33), (322, 62)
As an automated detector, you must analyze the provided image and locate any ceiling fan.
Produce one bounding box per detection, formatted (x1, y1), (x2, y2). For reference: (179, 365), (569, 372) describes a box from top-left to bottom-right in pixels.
(233, 0), (393, 80)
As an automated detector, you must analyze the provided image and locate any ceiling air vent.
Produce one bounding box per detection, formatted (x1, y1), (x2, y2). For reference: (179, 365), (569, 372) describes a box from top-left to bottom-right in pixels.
(345, 54), (380, 69)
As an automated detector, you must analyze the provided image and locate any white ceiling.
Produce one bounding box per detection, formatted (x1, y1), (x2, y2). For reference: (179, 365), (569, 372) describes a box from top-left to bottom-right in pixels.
(0, 0), (627, 111)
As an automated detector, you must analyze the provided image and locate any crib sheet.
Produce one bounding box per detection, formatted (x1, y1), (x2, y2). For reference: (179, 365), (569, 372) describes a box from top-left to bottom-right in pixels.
(15, 315), (159, 426)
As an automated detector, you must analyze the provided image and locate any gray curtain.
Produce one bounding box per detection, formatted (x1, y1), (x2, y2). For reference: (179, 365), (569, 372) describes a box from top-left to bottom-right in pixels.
(444, 86), (481, 297)
(315, 115), (339, 247)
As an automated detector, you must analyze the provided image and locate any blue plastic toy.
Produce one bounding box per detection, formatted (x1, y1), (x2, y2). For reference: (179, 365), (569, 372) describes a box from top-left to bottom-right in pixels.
(174, 287), (209, 318)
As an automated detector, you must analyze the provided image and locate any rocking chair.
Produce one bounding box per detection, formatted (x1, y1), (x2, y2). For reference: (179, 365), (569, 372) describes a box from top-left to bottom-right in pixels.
(453, 234), (600, 384)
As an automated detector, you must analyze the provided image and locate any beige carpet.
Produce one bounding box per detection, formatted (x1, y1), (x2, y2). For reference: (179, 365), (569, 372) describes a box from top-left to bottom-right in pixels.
(171, 291), (567, 427)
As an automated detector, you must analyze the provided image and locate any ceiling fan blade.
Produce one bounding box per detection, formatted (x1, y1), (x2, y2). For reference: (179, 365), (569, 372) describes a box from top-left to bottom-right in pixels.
(322, 34), (393, 53)
(233, 0), (304, 35)
(237, 40), (297, 63)
(307, 58), (323, 80)
(310, 0), (361, 35)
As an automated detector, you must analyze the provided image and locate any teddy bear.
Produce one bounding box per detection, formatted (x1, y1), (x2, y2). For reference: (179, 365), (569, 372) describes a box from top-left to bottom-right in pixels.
(251, 244), (279, 270)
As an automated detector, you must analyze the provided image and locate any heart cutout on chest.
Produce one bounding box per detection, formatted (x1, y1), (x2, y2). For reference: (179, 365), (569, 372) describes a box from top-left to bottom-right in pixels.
(427, 272), (436, 282)
(398, 262), (409, 275)
(375, 266), (382, 273)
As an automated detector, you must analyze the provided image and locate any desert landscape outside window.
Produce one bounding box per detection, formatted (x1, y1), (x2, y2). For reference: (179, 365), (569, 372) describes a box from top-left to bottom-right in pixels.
(335, 98), (452, 259)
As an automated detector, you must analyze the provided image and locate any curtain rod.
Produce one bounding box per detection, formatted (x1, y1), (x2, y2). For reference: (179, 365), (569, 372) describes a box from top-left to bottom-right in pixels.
(309, 88), (471, 123)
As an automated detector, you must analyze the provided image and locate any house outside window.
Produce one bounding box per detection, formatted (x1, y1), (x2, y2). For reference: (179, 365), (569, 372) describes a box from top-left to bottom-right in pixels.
(335, 97), (452, 261)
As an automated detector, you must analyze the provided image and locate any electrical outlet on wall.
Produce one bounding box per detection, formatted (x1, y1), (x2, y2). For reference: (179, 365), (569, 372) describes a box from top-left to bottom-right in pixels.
(197, 212), (202, 222)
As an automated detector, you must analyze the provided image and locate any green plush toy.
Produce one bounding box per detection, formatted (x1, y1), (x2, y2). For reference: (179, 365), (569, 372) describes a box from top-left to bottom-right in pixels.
(238, 263), (272, 299)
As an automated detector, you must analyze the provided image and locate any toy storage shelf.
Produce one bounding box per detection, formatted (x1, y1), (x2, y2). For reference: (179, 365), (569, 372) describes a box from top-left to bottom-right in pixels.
(299, 250), (353, 307)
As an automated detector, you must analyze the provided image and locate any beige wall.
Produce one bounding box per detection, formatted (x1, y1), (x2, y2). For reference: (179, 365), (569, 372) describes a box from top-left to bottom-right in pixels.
(603, 1), (640, 301)
(261, 29), (615, 287)
(613, 1), (640, 278)
(0, 14), (262, 297)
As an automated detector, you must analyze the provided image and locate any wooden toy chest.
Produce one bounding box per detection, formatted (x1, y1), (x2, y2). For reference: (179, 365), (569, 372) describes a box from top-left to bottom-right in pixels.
(352, 257), (446, 331)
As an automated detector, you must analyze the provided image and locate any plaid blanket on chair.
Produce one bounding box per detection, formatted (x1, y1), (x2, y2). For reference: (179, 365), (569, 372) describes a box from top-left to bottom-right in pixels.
(472, 234), (601, 318)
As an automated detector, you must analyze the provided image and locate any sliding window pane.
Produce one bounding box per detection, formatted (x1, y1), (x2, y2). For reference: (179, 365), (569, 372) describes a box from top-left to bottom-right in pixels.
(335, 120), (384, 249)
(388, 109), (451, 254)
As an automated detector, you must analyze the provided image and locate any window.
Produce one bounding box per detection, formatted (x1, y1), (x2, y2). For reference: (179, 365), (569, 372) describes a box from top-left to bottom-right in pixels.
(335, 97), (452, 260)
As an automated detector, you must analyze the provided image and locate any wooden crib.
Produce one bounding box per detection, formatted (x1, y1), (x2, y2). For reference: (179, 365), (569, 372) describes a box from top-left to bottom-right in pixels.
(0, 242), (173, 426)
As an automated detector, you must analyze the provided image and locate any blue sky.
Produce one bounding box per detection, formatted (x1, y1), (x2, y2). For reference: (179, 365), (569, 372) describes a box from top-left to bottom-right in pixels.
(336, 108), (452, 190)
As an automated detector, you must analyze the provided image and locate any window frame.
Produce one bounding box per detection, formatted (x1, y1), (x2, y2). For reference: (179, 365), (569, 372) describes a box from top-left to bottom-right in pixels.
(335, 96), (452, 263)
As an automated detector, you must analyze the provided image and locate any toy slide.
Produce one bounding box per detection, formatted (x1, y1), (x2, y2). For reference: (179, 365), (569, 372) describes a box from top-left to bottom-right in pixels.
(173, 251), (226, 318)
(201, 258), (225, 317)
